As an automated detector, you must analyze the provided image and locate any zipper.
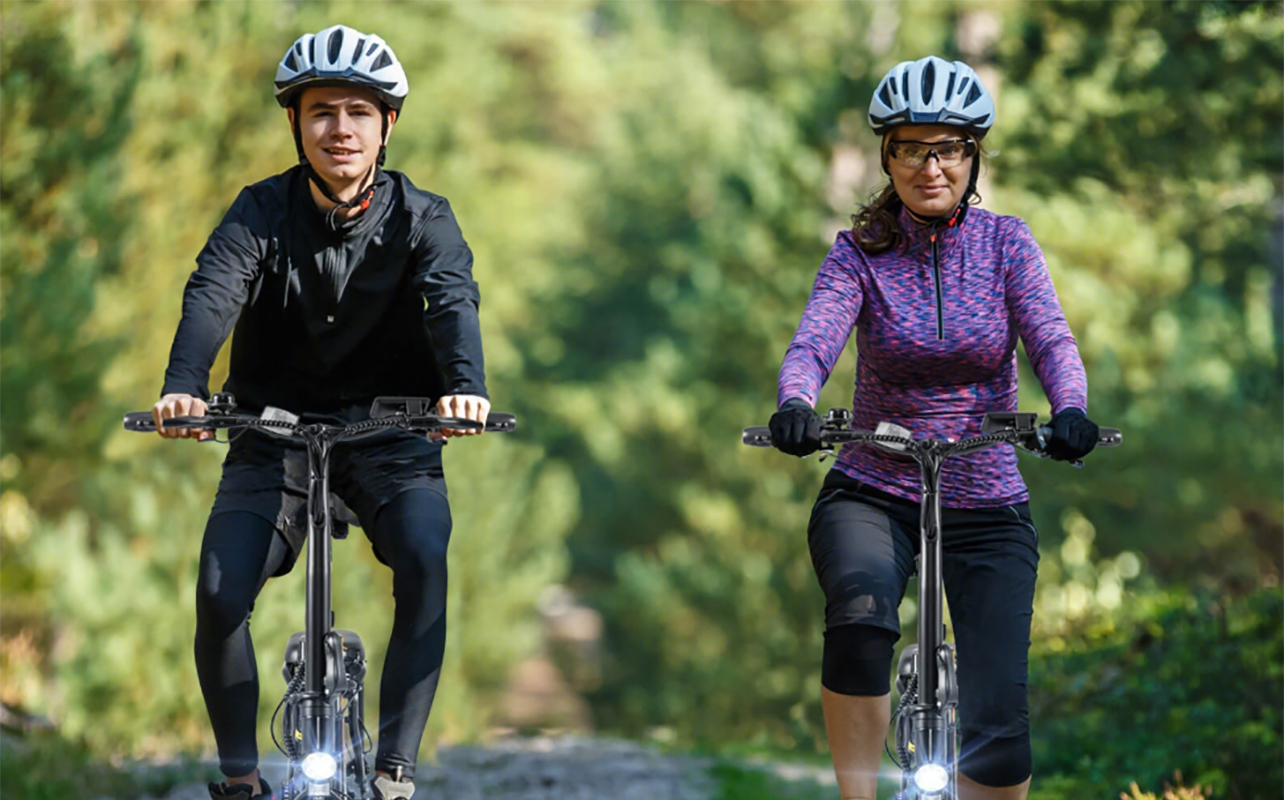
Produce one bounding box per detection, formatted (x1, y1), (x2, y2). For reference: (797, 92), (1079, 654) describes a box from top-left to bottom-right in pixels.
(930, 226), (944, 340)
(927, 206), (964, 341)
(323, 246), (342, 322)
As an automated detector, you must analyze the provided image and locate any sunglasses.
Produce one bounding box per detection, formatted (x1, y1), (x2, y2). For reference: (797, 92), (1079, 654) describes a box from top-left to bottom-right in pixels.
(886, 138), (977, 168)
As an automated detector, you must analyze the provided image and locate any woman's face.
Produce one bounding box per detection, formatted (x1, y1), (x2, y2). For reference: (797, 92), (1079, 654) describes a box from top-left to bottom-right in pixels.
(885, 124), (974, 219)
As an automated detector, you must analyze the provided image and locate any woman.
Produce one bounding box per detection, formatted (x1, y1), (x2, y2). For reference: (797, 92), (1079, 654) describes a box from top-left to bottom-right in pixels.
(770, 56), (1100, 800)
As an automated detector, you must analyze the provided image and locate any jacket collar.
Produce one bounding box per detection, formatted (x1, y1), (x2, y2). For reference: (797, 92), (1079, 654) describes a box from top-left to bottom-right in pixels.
(897, 201), (967, 253)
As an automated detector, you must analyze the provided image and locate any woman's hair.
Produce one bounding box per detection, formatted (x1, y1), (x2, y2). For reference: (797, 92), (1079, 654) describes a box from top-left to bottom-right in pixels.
(850, 134), (988, 255)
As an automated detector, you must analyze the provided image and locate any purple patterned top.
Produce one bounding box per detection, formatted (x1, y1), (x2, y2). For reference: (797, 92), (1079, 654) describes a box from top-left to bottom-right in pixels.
(778, 206), (1088, 508)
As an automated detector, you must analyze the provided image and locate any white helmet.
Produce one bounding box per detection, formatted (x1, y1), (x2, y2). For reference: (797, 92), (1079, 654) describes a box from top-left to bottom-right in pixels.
(868, 56), (994, 139)
(274, 25), (408, 111)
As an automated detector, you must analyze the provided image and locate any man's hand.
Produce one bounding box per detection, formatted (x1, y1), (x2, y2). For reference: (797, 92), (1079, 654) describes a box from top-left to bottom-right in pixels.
(152, 393), (214, 441)
(436, 394), (490, 438)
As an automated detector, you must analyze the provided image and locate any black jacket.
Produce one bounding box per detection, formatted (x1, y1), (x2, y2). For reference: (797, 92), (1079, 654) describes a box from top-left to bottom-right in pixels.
(162, 166), (487, 414)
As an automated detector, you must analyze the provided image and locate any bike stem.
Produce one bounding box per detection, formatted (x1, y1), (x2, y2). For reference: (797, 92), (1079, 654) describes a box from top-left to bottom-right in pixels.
(912, 443), (948, 766)
(303, 428), (335, 751)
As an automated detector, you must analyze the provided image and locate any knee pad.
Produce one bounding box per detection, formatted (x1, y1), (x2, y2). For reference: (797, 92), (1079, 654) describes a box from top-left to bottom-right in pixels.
(821, 623), (897, 696)
(959, 729), (1032, 787)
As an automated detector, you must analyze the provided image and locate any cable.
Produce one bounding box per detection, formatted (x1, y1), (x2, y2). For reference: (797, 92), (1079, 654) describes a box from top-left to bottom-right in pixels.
(893, 674), (917, 771)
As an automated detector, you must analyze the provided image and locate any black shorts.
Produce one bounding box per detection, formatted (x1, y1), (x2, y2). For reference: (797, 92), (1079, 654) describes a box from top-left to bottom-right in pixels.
(808, 469), (1042, 780)
(807, 469), (1040, 636)
(209, 420), (446, 577)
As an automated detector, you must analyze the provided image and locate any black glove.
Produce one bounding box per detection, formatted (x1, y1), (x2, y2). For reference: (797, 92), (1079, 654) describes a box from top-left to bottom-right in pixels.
(1045, 408), (1099, 461)
(770, 398), (822, 457)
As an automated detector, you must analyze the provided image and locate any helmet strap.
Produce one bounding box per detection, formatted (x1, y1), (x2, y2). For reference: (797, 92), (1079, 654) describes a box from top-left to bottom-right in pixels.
(377, 106), (390, 169)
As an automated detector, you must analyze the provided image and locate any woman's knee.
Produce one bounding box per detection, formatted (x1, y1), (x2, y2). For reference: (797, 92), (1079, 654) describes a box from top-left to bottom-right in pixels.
(959, 728), (1031, 787)
(821, 623), (898, 696)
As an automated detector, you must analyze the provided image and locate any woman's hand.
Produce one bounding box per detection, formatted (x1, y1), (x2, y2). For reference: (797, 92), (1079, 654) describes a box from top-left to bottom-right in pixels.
(770, 398), (822, 457)
(151, 393), (214, 441)
(1045, 408), (1099, 461)
(436, 394), (490, 438)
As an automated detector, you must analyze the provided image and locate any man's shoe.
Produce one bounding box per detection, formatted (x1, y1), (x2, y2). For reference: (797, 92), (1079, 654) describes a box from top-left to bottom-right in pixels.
(208, 777), (272, 799)
(372, 773), (415, 800)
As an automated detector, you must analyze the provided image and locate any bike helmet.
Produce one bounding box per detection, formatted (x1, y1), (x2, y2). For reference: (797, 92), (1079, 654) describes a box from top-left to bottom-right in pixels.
(868, 56), (994, 140)
(274, 25), (408, 111)
(274, 25), (407, 228)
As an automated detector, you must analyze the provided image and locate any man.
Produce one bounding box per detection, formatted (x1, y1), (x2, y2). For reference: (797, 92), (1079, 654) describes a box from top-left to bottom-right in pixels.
(153, 25), (487, 800)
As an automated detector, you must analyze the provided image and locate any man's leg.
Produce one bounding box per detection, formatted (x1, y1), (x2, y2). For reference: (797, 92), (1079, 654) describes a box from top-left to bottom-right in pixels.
(195, 510), (290, 793)
(364, 488), (452, 780)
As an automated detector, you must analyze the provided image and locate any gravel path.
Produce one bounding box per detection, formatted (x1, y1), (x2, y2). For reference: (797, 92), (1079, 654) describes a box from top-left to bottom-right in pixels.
(150, 735), (719, 800)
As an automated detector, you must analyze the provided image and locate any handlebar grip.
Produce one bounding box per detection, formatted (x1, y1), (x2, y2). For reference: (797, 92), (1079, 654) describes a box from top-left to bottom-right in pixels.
(123, 411), (157, 432)
(1037, 425), (1123, 448)
(743, 426), (772, 447)
(485, 412), (517, 432)
(123, 412), (214, 432)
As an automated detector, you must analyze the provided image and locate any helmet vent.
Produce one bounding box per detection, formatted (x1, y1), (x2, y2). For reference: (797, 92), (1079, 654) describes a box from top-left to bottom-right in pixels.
(327, 30), (343, 63)
(867, 56), (994, 139)
(308, 37), (316, 64)
(283, 50), (298, 71)
(879, 82), (893, 108)
(367, 41), (379, 56)
(372, 50), (393, 71)
(353, 38), (366, 61)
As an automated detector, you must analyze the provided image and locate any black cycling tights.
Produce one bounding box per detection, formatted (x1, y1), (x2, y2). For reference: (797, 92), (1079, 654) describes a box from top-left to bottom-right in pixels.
(194, 489), (451, 779)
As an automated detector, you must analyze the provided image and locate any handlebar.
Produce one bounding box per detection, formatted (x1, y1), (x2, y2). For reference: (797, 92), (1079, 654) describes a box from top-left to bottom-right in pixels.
(742, 410), (1120, 467)
(123, 395), (517, 441)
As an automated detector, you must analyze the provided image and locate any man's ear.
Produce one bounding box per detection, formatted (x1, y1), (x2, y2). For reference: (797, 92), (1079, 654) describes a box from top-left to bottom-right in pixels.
(384, 108), (397, 145)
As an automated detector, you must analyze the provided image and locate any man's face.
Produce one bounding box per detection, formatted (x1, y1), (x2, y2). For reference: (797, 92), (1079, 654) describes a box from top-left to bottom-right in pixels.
(291, 86), (392, 186)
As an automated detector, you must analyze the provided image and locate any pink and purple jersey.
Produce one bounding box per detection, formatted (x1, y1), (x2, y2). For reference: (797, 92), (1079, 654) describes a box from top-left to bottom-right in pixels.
(778, 206), (1087, 508)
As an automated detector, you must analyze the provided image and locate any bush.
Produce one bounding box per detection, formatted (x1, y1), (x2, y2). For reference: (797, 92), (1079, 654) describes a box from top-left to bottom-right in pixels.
(0, 729), (216, 800)
(1030, 587), (1282, 799)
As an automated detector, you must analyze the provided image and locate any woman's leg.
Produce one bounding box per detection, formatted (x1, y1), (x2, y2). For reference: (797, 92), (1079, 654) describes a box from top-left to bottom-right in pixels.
(363, 488), (452, 780)
(194, 510), (290, 786)
(942, 503), (1040, 800)
(808, 474), (918, 799)
(821, 688), (890, 800)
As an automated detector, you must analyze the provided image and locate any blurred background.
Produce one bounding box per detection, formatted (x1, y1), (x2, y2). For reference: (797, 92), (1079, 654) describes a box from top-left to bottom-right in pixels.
(1, 1), (1280, 798)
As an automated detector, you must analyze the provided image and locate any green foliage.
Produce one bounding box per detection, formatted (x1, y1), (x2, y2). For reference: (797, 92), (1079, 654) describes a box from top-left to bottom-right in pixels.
(992, 0), (1284, 587)
(0, 729), (216, 800)
(709, 761), (833, 800)
(0, 0), (1278, 788)
(1030, 587), (1283, 799)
